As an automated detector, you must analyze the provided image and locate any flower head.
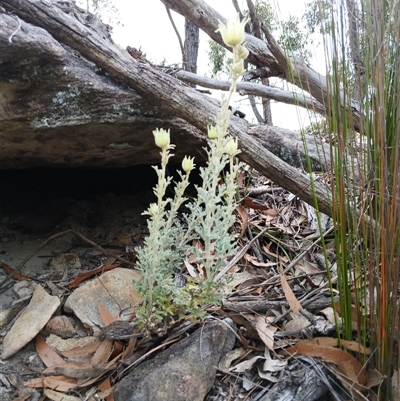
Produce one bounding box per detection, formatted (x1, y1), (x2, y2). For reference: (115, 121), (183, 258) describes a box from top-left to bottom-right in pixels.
(232, 60), (244, 76)
(153, 128), (170, 150)
(207, 125), (219, 140)
(237, 45), (249, 60)
(143, 203), (159, 218)
(216, 14), (248, 48)
(182, 156), (195, 173)
(224, 136), (240, 157)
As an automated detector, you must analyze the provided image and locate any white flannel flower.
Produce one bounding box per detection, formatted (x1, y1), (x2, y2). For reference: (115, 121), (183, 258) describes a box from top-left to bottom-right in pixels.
(153, 128), (170, 149)
(217, 14), (248, 47)
(182, 156), (195, 173)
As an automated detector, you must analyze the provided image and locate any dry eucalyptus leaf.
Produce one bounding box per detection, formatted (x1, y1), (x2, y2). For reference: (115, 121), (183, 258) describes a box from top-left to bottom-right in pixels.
(219, 347), (248, 371)
(230, 355), (264, 373)
(262, 348), (288, 373)
(255, 315), (276, 350)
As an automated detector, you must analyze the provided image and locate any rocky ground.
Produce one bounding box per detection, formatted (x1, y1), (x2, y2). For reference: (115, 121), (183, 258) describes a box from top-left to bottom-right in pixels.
(0, 166), (381, 401)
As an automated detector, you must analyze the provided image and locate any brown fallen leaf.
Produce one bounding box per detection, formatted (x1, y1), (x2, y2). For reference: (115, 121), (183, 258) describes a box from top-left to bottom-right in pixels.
(283, 342), (367, 385)
(60, 340), (103, 360)
(117, 235), (132, 245)
(24, 375), (77, 392)
(54, 362), (104, 379)
(236, 204), (249, 237)
(324, 363), (382, 400)
(91, 338), (113, 367)
(299, 337), (371, 354)
(0, 262), (29, 281)
(36, 334), (65, 368)
(243, 197), (278, 214)
(122, 336), (137, 360)
(68, 264), (119, 289)
(98, 302), (119, 326)
(111, 340), (124, 359)
(243, 253), (277, 268)
(334, 302), (363, 326)
(280, 263), (301, 314)
(98, 378), (114, 401)
(77, 352), (122, 388)
(44, 388), (80, 401)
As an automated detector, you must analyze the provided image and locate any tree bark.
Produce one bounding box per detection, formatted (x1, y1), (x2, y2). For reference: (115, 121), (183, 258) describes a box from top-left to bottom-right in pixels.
(184, 19), (199, 76)
(245, 0), (273, 125)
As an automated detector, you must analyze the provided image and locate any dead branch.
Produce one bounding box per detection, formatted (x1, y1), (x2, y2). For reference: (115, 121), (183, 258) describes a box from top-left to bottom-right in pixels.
(175, 70), (327, 115)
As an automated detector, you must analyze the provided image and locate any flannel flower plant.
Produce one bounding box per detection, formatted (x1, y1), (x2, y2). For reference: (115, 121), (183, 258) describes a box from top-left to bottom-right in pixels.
(134, 14), (249, 335)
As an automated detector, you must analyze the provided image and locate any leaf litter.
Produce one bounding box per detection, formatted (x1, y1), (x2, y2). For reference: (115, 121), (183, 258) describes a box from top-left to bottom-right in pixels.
(0, 167), (386, 401)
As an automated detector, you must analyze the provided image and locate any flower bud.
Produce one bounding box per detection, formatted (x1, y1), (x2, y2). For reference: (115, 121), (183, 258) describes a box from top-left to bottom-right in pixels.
(182, 156), (195, 173)
(232, 60), (244, 76)
(224, 137), (239, 156)
(153, 128), (170, 149)
(216, 14), (248, 48)
(207, 125), (219, 140)
(143, 203), (159, 218)
(237, 45), (249, 60)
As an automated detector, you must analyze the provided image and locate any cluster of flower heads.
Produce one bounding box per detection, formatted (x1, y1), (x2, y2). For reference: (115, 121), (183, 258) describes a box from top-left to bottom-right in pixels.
(136, 14), (249, 331)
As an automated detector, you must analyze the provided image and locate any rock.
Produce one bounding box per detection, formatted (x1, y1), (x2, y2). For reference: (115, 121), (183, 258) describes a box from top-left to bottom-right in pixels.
(50, 253), (81, 272)
(64, 268), (141, 332)
(13, 281), (37, 299)
(1, 285), (60, 359)
(46, 334), (100, 354)
(0, 8), (205, 171)
(44, 316), (75, 338)
(114, 319), (236, 401)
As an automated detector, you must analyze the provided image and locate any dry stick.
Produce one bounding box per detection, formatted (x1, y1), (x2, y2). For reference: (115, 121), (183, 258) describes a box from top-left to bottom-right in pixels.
(214, 227), (269, 282)
(247, 225), (264, 263)
(283, 225), (335, 274)
(260, 21), (290, 77)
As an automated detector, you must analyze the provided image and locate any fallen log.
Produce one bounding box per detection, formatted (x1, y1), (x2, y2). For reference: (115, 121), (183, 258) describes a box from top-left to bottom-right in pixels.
(1, 0), (333, 216)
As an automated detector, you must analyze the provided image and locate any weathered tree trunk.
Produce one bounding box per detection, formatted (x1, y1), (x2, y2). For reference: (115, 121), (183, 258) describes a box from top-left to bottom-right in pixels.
(245, 0), (273, 125)
(0, 0), (333, 216)
(184, 19), (199, 76)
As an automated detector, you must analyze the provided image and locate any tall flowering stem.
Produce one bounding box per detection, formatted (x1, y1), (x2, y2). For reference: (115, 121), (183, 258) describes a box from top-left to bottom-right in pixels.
(134, 14), (249, 334)
(190, 14), (248, 284)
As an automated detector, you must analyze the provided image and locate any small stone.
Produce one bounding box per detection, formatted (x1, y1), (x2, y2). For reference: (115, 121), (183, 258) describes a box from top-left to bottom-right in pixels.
(45, 316), (75, 338)
(13, 281), (37, 299)
(50, 253), (81, 271)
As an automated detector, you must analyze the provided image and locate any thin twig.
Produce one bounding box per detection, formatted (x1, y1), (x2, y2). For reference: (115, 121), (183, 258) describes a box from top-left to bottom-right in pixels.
(260, 21), (290, 77)
(165, 6), (186, 69)
(214, 227), (269, 282)
(283, 225), (335, 274)
(116, 337), (180, 380)
(8, 15), (21, 43)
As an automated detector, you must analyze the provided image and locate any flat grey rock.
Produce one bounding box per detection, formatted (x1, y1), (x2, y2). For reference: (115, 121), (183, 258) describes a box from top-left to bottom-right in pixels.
(64, 268), (141, 331)
(114, 319), (236, 401)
